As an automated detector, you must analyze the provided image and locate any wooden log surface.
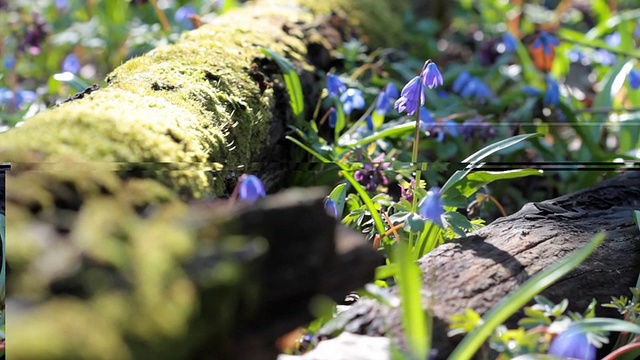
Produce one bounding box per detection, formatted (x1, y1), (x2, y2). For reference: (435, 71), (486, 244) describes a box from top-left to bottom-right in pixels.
(315, 171), (640, 359)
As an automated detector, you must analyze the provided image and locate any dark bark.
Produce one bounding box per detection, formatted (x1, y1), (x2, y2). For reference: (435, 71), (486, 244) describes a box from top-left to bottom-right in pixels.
(318, 171), (640, 359)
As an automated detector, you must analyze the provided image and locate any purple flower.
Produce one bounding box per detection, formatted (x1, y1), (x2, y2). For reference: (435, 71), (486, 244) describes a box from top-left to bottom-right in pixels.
(238, 174), (266, 203)
(419, 187), (444, 227)
(340, 88), (365, 115)
(421, 61), (444, 89)
(544, 75), (560, 107)
(324, 198), (338, 218)
(400, 179), (415, 204)
(532, 31), (559, 55)
(54, 0), (68, 9)
(19, 15), (48, 55)
(62, 53), (81, 74)
(629, 69), (640, 90)
(354, 153), (390, 192)
(548, 328), (596, 360)
(175, 5), (197, 29)
(375, 83), (398, 115)
(394, 76), (424, 116)
(326, 73), (346, 97)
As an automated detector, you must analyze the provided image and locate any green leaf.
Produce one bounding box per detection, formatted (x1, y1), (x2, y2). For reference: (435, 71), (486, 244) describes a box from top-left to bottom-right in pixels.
(328, 183), (347, 219)
(440, 133), (543, 195)
(259, 47), (305, 125)
(591, 60), (636, 142)
(570, 317), (640, 334)
(395, 240), (429, 359)
(442, 211), (472, 238)
(52, 72), (91, 92)
(449, 232), (606, 360)
(337, 122), (415, 148)
(455, 169), (543, 198)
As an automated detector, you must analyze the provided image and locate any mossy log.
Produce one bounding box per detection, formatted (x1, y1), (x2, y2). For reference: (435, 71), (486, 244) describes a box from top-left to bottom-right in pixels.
(3, 1), (405, 359)
(316, 171), (640, 359)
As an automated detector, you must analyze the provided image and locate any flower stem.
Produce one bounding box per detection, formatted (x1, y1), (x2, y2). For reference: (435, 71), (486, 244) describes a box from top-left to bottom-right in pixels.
(410, 84), (424, 215)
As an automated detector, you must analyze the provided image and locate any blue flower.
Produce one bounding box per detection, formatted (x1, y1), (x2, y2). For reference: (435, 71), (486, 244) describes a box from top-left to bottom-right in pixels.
(394, 76), (424, 116)
(326, 73), (346, 97)
(54, 0), (68, 9)
(62, 53), (81, 74)
(3, 56), (15, 71)
(421, 61), (444, 89)
(532, 31), (559, 55)
(502, 32), (518, 52)
(548, 328), (596, 360)
(521, 86), (542, 96)
(592, 49), (617, 66)
(452, 71), (471, 94)
(324, 198), (338, 219)
(340, 88), (365, 115)
(420, 108), (458, 142)
(460, 77), (492, 99)
(175, 5), (197, 29)
(327, 107), (337, 128)
(375, 83), (398, 115)
(419, 187), (444, 227)
(365, 115), (374, 131)
(238, 174), (266, 203)
(629, 69), (640, 90)
(0, 88), (37, 108)
(544, 75), (560, 107)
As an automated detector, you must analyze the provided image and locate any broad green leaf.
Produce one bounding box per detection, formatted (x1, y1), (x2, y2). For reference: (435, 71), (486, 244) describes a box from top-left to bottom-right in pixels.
(570, 317), (640, 334)
(260, 47), (305, 125)
(328, 183), (347, 219)
(440, 133), (543, 195)
(455, 169), (543, 198)
(442, 211), (472, 238)
(52, 72), (91, 92)
(449, 232), (606, 360)
(333, 98), (346, 143)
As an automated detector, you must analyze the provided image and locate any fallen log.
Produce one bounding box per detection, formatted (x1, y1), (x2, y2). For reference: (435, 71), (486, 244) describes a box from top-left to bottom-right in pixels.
(314, 171), (640, 359)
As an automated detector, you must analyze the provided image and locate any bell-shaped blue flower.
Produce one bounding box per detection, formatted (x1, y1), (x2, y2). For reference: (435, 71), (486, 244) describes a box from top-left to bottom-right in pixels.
(628, 69), (640, 90)
(459, 77), (492, 99)
(327, 107), (337, 128)
(452, 71), (471, 94)
(340, 88), (365, 115)
(62, 53), (81, 74)
(544, 75), (560, 107)
(394, 76), (424, 116)
(548, 328), (596, 360)
(324, 198), (338, 218)
(375, 83), (399, 115)
(326, 73), (346, 97)
(419, 187), (444, 227)
(238, 174), (266, 204)
(421, 62), (444, 89)
(365, 115), (374, 131)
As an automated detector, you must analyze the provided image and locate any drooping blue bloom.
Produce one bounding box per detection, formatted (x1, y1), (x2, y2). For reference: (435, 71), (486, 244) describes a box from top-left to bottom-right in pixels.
(365, 115), (374, 131)
(532, 31), (560, 55)
(420, 108), (458, 142)
(238, 174), (266, 204)
(452, 71), (471, 94)
(324, 198), (338, 219)
(419, 187), (444, 227)
(544, 75), (560, 107)
(421, 61), (444, 89)
(375, 83), (399, 115)
(629, 69), (640, 90)
(62, 53), (81, 74)
(340, 88), (365, 115)
(548, 328), (596, 360)
(326, 73), (346, 97)
(327, 107), (337, 128)
(502, 32), (518, 52)
(3, 56), (15, 70)
(635, 22), (640, 38)
(175, 5), (197, 29)
(394, 76), (424, 116)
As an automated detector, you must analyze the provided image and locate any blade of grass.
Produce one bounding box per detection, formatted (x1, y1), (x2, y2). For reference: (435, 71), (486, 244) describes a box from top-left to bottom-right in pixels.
(448, 232), (606, 360)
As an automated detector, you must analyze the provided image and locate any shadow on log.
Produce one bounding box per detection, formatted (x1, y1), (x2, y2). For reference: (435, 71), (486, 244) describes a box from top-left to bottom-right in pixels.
(315, 171), (640, 359)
